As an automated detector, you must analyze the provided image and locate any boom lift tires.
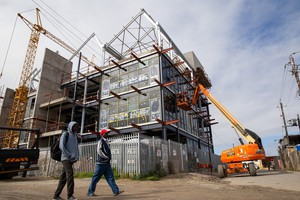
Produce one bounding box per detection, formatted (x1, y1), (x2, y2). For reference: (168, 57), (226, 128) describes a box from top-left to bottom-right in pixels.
(217, 162), (257, 178)
(248, 162), (256, 176)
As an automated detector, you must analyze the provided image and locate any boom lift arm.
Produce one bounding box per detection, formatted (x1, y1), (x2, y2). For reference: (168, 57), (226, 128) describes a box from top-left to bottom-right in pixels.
(198, 84), (263, 149)
(176, 69), (265, 178)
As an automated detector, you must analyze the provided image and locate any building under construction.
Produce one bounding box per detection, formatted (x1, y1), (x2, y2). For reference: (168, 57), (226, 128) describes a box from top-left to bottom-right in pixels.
(0, 9), (216, 170)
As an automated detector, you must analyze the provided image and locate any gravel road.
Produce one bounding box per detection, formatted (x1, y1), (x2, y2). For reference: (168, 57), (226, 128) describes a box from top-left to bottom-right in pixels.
(0, 171), (299, 200)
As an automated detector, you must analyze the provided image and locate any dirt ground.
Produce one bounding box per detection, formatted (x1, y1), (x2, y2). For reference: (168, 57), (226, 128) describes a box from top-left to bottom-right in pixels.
(0, 172), (299, 200)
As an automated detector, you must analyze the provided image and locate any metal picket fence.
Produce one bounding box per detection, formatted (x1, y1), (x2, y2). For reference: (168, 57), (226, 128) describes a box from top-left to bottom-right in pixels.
(35, 133), (220, 177)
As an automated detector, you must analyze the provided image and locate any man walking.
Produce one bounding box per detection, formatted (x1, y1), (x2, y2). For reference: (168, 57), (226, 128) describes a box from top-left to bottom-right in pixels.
(87, 129), (124, 197)
(53, 121), (80, 200)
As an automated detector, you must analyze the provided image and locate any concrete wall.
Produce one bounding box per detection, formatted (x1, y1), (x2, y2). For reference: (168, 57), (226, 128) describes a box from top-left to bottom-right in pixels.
(0, 88), (15, 145)
(0, 88), (15, 127)
(184, 51), (204, 72)
(281, 146), (300, 171)
(32, 48), (72, 130)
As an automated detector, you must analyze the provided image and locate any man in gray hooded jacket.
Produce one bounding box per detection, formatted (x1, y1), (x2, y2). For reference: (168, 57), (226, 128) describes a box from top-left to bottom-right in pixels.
(53, 121), (80, 200)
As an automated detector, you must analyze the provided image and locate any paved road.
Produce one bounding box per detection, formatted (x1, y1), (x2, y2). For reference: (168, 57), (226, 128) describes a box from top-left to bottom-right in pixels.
(225, 169), (300, 192)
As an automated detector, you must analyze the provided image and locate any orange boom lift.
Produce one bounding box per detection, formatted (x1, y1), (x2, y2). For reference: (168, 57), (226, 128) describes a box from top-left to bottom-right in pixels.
(178, 84), (266, 178)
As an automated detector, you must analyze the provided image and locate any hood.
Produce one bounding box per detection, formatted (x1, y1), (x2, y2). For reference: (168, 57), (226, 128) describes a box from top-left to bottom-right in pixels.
(68, 121), (78, 134)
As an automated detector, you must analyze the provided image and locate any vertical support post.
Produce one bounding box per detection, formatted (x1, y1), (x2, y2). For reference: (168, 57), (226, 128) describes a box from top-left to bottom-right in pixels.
(71, 52), (82, 121)
(289, 54), (300, 92)
(57, 102), (62, 130)
(97, 72), (102, 140)
(137, 133), (140, 174)
(279, 101), (289, 140)
(80, 76), (88, 135)
(297, 114), (300, 131)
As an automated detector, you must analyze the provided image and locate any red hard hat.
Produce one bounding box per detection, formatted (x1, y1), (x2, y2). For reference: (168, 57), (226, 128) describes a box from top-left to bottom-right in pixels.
(100, 129), (111, 136)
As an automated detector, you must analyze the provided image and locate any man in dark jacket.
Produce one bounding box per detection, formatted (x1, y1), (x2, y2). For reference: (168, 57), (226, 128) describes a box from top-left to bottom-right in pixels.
(87, 129), (124, 197)
(53, 121), (79, 200)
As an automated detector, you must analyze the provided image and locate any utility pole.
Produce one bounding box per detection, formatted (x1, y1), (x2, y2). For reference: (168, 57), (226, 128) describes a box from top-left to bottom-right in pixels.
(297, 114), (300, 131)
(279, 101), (289, 139)
(289, 53), (300, 93)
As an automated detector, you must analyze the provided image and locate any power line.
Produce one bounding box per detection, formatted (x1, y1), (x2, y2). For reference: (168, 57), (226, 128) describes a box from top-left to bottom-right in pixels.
(1, 16), (18, 80)
(32, 0), (104, 62)
(279, 63), (288, 100)
(286, 78), (296, 105)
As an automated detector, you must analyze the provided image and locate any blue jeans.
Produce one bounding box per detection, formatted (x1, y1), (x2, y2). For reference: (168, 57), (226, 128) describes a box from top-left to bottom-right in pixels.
(87, 163), (119, 195)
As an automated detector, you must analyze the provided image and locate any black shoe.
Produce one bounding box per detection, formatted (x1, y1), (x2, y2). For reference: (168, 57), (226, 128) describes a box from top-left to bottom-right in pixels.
(114, 190), (124, 196)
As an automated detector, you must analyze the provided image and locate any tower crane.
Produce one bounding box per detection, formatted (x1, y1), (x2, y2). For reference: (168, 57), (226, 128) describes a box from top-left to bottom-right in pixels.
(3, 9), (43, 148)
(3, 8), (100, 148)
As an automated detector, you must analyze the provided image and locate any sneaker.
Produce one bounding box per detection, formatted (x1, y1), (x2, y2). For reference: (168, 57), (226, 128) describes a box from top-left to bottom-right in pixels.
(114, 190), (124, 196)
(67, 196), (77, 200)
(87, 193), (97, 196)
(53, 196), (64, 200)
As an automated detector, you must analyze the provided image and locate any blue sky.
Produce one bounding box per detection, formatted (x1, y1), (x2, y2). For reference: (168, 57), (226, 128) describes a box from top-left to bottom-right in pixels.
(0, 0), (299, 156)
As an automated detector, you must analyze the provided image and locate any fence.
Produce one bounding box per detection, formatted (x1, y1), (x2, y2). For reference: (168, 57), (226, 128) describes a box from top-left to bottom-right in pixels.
(34, 133), (221, 177)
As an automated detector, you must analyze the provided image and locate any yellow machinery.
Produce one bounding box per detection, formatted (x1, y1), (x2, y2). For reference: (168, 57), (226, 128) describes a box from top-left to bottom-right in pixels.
(177, 84), (266, 178)
(3, 9), (43, 148)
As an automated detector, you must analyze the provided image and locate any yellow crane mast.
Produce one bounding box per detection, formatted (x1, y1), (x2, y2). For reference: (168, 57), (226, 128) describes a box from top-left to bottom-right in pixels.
(3, 9), (43, 148)
(2, 8), (100, 148)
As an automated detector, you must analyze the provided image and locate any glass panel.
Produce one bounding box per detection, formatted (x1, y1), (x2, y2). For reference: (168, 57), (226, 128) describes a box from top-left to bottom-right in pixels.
(110, 69), (119, 76)
(150, 98), (160, 121)
(129, 103), (138, 111)
(150, 90), (160, 99)
(139, 67), (149, 75)
(139, 115), (149, 123)
(118, 120), (127, 127)
(108, 114), (117, 123)
(109, 101), (118, 109)
(139, 100), (149, 109)
(149, 57), (159, 66)
(138, 80), (149, 87)
(118, 112), (127, 121)
(100, 56), (164, 128)
(108, 121), (117, 128)
(128, 110), (139, 119)
(118, 105), (128, 113)
(139, 60), (148, 68)
(101, 79), (110, 97)
(128, 71), (139, 85)
(100, 110), (108, 129)
(119, 99), (127, 106)
(128, 96), (138, 104)
(128, 118), (139, 124)
(150, 64), (159, 85)
(139, 92), (149, 101)
(129, 63), (138, 71)
(109, 108), (118, 115)
(119, 74), (128, 93)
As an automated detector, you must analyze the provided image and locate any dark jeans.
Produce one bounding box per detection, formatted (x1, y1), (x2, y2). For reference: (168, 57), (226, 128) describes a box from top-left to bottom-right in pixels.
(54, 160), (74, 198)
(87, 163), (119, 195)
